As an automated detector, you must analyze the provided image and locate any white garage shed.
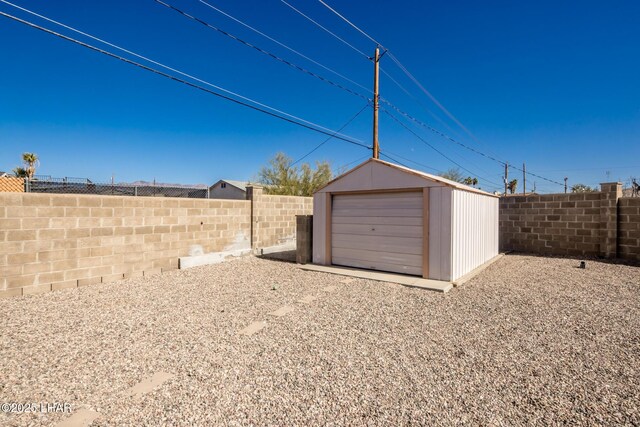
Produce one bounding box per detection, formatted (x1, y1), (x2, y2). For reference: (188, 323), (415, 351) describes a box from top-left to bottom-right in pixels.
(312, 158), (499, 282)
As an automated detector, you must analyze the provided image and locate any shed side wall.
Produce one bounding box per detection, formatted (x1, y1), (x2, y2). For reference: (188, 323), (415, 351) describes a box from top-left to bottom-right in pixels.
(451, 190), (499, 280)
(429, 187), (452, 281)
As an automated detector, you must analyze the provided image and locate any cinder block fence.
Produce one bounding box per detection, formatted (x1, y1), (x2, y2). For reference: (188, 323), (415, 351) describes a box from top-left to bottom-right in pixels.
(500, 182), (640, 261)
(0, 185), (311, 298)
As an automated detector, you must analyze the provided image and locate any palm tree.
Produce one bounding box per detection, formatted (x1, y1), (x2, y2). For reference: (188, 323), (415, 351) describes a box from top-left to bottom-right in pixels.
(22, 152), (39, 179)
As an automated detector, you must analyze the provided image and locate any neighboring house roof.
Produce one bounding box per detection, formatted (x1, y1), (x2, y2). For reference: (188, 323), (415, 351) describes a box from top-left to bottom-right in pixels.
(211, 179), (250, 192)
(0, 171), (8, 177)
(316, 158), (498, 197)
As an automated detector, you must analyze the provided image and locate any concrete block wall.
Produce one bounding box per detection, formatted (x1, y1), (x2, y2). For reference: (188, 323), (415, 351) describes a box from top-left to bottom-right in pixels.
(247, 186), (313, 252)
(500, 182), (640, 260)
(0, 193), (250, 298)
(618, 198), (640, 261)
(500, 192), (603, 256)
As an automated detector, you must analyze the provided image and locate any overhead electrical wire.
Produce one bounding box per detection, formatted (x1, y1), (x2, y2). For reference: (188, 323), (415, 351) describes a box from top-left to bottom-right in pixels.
(291, 103), (370, 167)
(312, 0), (490, 150)
(0, 10), (371, 149)
(154, 0), (370, 102)
(378, 152), (410, 168)
(317, 0), (382, 47)
(381, 108), (503, 188)
(0, 0), (361, 142)
(311, 0), (565, 189)
(195, 0), (371, 94)
(279, 0), (370, 60)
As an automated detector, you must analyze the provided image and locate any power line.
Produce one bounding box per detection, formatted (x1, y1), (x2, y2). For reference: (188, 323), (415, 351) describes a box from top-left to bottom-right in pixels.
(279, 0), (370, 60)
(384, 98), (564, 187)
(0, 0), (359, 141)
(381, 98), (507, 165)
(379, 149), (440, 173)
(379, 67), (462, 138)
(334, 154), (370, 175)
(291, 103), (370, 167)
(508, 163), (564, 187)
(316, 0), (382, 47)
(196, 0), (371, 94)
(386, 52), (483, 145)
(310, 1), (507, 162)
(154, 0), (370, 101)
(303, 0), (564, 189)
(0, 10), (371, 149)
(381, 108), (503, 188)
(379, 152), (410, 168)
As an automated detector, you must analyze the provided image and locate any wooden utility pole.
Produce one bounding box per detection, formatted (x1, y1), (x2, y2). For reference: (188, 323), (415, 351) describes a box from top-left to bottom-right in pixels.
(564, 177), (568, 194)
(504, 162), (509, 194)
(523, 163), (526, 194)
(372, 47), (380, 159)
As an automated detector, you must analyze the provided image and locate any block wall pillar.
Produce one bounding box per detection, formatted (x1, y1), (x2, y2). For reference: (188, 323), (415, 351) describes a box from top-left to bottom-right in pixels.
(599, 182), (622, 258)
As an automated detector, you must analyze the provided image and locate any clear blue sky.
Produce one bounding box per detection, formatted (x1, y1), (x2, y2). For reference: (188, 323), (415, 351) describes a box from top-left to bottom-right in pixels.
(1, 0), (638, 193)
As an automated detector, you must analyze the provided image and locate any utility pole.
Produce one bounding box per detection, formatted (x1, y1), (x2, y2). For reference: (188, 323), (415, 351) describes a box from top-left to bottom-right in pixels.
(523, 163), (526, 194)
(564, 177), (568, 194)
(504, 162), (509, 194)
(372, 47), (380, 159)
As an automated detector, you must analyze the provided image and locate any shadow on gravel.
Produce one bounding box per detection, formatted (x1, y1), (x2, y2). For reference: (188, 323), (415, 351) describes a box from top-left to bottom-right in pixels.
(258, 250), (297, 263)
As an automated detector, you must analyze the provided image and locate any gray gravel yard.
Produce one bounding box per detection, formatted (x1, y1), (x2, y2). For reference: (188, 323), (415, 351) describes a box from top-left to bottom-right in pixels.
(1, 254), (639, 426)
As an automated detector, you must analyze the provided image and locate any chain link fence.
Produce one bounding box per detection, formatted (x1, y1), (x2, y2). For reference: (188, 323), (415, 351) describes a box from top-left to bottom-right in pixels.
(26, 176), (209, 198)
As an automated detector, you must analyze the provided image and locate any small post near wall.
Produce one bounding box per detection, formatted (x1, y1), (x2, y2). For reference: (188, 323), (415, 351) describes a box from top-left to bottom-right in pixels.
(296, 215), (313, 264)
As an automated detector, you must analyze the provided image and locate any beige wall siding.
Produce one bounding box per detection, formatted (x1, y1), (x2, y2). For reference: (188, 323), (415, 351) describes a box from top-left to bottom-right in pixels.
(428, 187), (452, 281)
(451, 190), (499, 281)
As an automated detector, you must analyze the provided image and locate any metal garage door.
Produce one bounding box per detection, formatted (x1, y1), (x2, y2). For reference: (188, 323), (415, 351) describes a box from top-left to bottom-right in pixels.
(331, 192), (423, 276)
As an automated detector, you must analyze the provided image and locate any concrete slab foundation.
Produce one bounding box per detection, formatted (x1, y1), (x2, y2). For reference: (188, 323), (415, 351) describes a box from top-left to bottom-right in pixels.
(299, 264), (453, 293)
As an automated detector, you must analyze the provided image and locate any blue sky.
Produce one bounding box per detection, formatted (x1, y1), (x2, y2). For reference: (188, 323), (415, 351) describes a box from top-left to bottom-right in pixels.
(0, 0), (638, 193)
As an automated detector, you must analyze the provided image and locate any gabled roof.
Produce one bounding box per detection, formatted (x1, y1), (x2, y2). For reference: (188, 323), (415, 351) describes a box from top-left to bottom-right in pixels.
(316, 158), (498, 197)
(211, 179), (250, 192)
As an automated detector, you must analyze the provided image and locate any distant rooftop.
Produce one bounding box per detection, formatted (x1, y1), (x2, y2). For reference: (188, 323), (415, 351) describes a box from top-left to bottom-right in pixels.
(215, 180), (250, 192)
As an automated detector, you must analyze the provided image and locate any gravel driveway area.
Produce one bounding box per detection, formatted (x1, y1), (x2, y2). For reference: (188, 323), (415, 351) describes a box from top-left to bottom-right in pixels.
(1, 254), (639, 426)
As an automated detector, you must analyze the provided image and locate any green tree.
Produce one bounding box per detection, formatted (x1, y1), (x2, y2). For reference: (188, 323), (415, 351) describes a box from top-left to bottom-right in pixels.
(571, 183), (597, 193)
(13, 167), (27, 177)
(439, 168), (465, 183)
(258, 152), (332, 196)
(508, 179), (518, 194)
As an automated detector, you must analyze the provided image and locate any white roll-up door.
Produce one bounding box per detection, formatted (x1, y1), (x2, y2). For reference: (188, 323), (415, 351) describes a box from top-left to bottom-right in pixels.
(331, 192), (423, 276)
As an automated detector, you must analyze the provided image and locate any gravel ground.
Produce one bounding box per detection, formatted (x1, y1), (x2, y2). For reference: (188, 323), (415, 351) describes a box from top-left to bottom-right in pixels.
(1, 254), (639, 426)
